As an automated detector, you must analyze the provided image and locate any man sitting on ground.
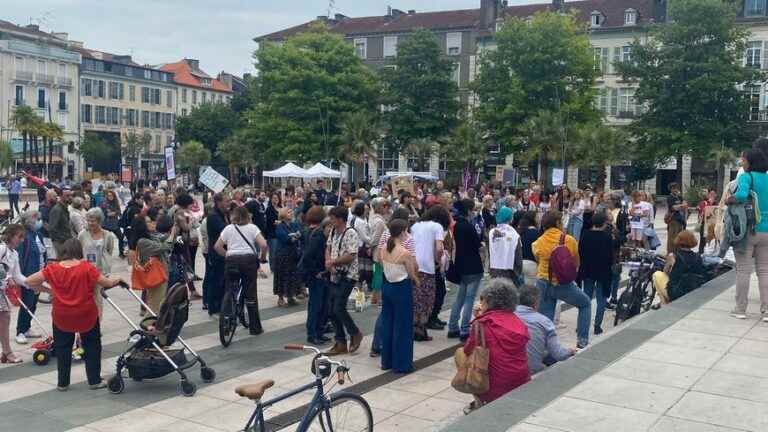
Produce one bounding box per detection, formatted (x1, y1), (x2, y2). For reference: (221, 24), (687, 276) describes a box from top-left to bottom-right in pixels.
(515, 284), (576, 374)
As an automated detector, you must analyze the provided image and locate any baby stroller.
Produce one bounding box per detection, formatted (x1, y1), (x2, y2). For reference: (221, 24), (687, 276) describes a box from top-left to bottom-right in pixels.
(103, 282), (216, 397)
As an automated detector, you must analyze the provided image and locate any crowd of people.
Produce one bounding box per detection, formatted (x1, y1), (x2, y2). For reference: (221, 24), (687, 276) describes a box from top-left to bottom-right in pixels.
(3, 151), (767, 412)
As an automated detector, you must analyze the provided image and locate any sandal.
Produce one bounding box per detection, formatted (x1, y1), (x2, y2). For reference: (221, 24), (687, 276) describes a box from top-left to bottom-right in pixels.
(1, 352), (23, 364)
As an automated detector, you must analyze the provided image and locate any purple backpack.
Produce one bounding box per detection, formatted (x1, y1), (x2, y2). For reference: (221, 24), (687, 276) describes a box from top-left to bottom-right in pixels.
(548, 233), (577, 285)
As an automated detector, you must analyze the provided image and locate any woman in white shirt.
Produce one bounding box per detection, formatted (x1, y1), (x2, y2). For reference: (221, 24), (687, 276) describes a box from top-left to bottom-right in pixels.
(0, 224), (30, 363)
(214, 206), (268, 335)
(566, 190), (588, 242)
(629, 191), (652, 248)
(488, 207), (523, 286)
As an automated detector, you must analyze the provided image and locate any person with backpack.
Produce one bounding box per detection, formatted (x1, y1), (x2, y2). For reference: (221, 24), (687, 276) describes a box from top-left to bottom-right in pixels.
(652, 230), (705, 306)
(532, 210), (591, 348)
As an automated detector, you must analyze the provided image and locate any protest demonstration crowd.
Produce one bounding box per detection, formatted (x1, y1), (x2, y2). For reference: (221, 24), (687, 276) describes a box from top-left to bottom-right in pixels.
(1, 141), (766, 415)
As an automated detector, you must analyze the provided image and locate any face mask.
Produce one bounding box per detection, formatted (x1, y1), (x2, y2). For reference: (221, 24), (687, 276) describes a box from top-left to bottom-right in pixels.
(35, 220), (43, 231)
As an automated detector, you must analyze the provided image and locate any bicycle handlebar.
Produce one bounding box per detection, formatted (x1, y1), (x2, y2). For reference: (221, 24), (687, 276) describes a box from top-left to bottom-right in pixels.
(284, 344), (321, 355)
(284, 344), (349, 382)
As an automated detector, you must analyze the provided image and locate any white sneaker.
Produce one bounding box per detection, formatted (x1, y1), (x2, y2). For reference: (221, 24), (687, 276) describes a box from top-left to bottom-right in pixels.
(15, 333), (28, 344)
(762, 313), (768, 323)
(730, 311), (747, 320)
(25, 330), (42, 339)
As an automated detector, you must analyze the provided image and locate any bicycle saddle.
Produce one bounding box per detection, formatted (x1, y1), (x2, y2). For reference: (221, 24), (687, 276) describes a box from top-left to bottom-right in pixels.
(235, 380), (275, 401)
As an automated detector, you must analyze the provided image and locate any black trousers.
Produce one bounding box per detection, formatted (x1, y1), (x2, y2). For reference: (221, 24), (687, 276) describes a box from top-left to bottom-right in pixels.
(15, 287), (39, 335)
(429, 271), (447, 324)
(8, 193), (20, 218)
(205, 255), (226, 314)
(224, 254), (261, 329)
(53, 321), (102, 387)
(329, 278), (359, 343)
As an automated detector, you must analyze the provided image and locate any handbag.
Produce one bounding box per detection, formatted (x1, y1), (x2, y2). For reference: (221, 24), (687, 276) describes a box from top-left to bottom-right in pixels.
(451, 322), (490, 395)
(131, 249), (168, 290)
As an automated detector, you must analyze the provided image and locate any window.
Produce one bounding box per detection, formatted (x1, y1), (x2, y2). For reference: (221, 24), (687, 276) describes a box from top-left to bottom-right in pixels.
(192, 90), (197, 104)
(58, 91), (66, 110)
(747, 41), (763, 68)
(618, 88), (637, 117)
(596, 88), (609, 114)
(447, 32), (462, 55)
(95, 106), (106, 124)
(81, 78), (93, 97)
(354, 38), (367, 59)
(451, 63), (461, 86)
(182, 108), (188, 116)
(129, 85), (135, 102)
(109, 82), (123, 100)
(154, 112), (162, 129)
(58, 63), (66, 77)
(621, 46), (633, 63)
(624, 8), (637, 25)
(144, 69), (151, 80)
(96, 80), (105, 98)
(746, 0), (767, 16)
(37, 60), (46, 75)
(58, 112), (66, 129)
(376, 143), (399, 178)
(155, 135), (161, 152)
(15, 86), (23, 106)
(127, 109), (137, 126)
(37, 88), (46, 109)
(749, 85), (762, 121)
(152, 88), (161, 105)
(15, 56), (24, 72)
(609, 88), (619, 116)
(590, 11), (603, 27)
(182, 88), (187, 103)
(166, 90), (173, 108)
(202, 92), (207, 104)
(383, 36), (398, 58)
(141, 111), (150, 128)
(81, 104), (92, 123)
(106, 107), (120, 125)
(142, 87), (151, 104)
(594, 47), (609, 74)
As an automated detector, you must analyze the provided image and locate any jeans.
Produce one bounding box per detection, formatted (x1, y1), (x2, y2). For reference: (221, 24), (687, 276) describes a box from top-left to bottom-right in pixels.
(609, 271), (621, 303)
(15, 287), (38, 335)
(537, 279), (592, 345)
(53, 321), (102, 387)
(306, 277), (329, 339)
(329, 278), (359, 343)
(8, 193), (19, 219)
(448, 273), (483, 336)
(582, 278), (607, 329)
(428, 270), (447, 324)
(567, 216), (583, 242)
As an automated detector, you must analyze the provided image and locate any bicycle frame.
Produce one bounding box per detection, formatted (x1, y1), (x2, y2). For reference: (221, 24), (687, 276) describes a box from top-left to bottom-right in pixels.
(244, 377), (330, 432)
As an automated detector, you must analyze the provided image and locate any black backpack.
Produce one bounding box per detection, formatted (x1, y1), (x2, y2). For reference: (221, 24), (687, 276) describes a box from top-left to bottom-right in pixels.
(614, 283), (643, 325)
(616, 206), (630, 244)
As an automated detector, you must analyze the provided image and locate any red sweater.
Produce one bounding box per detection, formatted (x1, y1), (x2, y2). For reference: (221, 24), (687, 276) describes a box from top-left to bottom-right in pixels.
(464, 310), (531, 403)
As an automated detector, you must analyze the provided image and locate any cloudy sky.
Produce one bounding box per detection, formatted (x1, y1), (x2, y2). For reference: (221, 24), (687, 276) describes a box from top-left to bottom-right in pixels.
(6, 0), (538, 77)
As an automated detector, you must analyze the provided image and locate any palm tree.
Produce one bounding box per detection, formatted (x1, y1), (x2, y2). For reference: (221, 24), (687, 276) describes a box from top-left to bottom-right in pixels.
(44, 123), (64, 176)
(403, 138), (434, 173)
(10, 105), (37, 166)
(710, 144), (738, 195)
(571, 123), (628, 191)
(441, 119), (486, 190)
(217, 131), (255, 185)
(517, 110), (566, 188)
(339, 111), (380, 184)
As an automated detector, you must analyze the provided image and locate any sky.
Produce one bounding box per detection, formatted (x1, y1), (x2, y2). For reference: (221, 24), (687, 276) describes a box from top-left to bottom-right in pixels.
(5, 0), (540, 77)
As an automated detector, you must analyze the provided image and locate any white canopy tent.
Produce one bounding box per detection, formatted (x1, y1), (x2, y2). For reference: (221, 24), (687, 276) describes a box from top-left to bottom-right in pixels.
(262, 162), (308, 178)
(305, 163), (341, 179)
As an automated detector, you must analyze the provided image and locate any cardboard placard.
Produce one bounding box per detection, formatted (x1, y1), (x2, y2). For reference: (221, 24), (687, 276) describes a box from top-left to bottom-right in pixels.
(199, 166), (229, 193)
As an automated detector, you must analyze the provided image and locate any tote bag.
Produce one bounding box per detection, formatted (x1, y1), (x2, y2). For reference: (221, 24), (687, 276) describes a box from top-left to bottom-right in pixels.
(131, 250), (168, 290)
(451, 322), (490, 394)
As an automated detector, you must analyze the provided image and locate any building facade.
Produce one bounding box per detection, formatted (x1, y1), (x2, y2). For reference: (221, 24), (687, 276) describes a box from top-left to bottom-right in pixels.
(160, 59), (232, 118)
(75, 47), (177, 177)
(0, 21), (81, 179)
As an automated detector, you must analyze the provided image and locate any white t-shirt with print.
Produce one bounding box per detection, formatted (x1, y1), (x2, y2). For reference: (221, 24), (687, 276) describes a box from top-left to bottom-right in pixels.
(410, 221), (445, 275)
(219, 223), (261, 257)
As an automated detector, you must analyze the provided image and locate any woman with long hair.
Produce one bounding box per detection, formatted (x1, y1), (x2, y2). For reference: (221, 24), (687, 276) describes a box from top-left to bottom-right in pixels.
(0, 224), (30, 363)
(265, 192), (281, 293)
(274, 207), (303, 307)
(380, 218), (420, 373)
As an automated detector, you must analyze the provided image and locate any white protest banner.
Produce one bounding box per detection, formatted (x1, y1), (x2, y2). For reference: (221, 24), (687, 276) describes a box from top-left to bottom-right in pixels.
(199, 166), (229, 193)
(164, 147), (176, 180)
(552, 168), (564, 187)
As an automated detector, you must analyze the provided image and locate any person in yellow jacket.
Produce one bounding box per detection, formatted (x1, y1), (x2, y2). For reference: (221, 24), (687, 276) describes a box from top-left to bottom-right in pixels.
(532, 211), (592, 348)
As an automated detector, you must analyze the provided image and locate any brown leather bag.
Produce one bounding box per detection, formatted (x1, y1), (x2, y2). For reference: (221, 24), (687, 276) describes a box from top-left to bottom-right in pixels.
(451, 322), (490, 394)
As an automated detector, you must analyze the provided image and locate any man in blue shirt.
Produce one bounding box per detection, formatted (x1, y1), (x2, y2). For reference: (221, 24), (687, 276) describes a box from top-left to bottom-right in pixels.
(515, 284), (576, 374)
(8, 175), (22, 219)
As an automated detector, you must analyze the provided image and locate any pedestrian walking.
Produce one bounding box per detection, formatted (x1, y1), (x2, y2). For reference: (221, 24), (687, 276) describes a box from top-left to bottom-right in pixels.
(578, 211), (613, 335)
(448, 199), (485, 342)
(410, 205), (449, 341)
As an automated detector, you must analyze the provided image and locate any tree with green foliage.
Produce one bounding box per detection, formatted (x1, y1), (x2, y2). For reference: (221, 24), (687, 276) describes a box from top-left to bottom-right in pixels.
(571, 123), (629, 190)
(440, 118), (487, 189)
(0, 140), (13, 173)
(79, 132), (114, 170)
(217, 131), (256, 186)
(339, 111), (380, 183)
(474, 11), (598, 186)
(175, 103), (240, 154)
(247, 24), (379, 165)
(10, 105), (37, 165)
(616, 0), (761, 191)
(383, 29), (459, 153)
(123, 131), (152, 175)
(176, 140), (211, 183)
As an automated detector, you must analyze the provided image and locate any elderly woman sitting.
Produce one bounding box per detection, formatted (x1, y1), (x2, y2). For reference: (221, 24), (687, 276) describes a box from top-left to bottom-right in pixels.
(462, 278), (530, 413)
(78, 207), (118, 314)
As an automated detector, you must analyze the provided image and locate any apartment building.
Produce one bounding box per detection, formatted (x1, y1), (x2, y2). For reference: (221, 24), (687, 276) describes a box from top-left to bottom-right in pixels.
(0, 21), (81, 179)
(74, 47), (177, 176)
(159, 59), (232, 118)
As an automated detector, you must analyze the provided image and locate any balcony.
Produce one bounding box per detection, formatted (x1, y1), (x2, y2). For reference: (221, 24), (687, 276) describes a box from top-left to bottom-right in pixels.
(57, 77), (72, 87)
(750, 110), (768, 122)
(14, 70), (33, 82)
(36, 73), (54, 84)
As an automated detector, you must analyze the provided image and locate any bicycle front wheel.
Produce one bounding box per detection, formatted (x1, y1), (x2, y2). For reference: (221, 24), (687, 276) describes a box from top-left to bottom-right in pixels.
(304, 392), (373, 432)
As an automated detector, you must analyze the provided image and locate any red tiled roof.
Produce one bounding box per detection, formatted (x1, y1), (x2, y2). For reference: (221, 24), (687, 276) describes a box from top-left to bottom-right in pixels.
(256, 0), (657, 41)
(160, 60), (233, 93)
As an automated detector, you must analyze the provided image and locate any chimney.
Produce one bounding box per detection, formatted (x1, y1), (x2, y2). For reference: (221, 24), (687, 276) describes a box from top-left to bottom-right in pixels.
(52, 32), (68, 41)
(69, 40), (84, 48)
(480, 0), (500, 29)
(25, 24), (40, 31)
(218, 72), (233, 88)
(335, 13), (347, 21)
(387, 5), (392, 16)
(184, 58), (200, 70)
(391, 8), (406, 17)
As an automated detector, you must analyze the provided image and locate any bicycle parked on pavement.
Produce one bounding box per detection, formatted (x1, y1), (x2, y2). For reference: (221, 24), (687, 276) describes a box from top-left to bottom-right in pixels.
(235, 344), (373, 432)
(614, 247), (665, 325)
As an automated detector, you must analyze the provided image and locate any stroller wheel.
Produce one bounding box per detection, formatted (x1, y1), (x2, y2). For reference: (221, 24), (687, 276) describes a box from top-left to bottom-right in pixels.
(200, 367), (216, 383)
(33, 349), (51, 366)
(180, 380), (197, 397)
(107, 376), (125, 394)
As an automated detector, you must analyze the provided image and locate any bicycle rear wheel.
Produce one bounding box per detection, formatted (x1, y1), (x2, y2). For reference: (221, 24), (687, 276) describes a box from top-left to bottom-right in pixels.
(640, 276), (656, 312)
(237, 288), (249, 329)
(305, 392), (373, 432)
(219, 294), (238, 347)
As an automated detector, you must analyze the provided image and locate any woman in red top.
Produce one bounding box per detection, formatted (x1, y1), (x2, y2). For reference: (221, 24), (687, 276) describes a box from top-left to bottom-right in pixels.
(27, 238), (123, 391)
(463, 279), (530, 412)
